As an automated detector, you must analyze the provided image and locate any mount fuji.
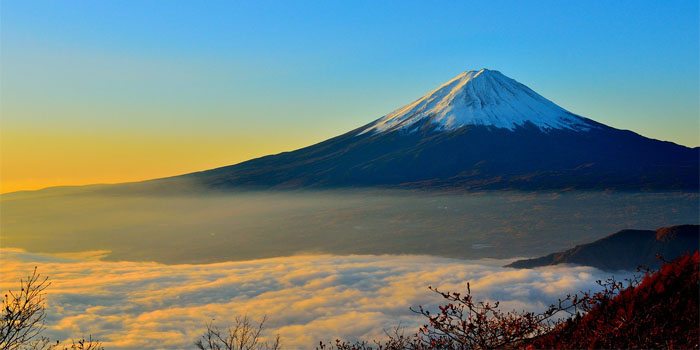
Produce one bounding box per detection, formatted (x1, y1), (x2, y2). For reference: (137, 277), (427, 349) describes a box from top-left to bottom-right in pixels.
(177, 69), (697, 191)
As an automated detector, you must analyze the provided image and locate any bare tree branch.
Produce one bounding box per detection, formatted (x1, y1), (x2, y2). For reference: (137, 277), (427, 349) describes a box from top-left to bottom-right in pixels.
(195, 315), (280, 350)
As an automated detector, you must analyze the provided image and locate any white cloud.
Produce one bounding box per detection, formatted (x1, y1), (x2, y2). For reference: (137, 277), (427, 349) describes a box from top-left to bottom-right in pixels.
(0, 249), (625, 349)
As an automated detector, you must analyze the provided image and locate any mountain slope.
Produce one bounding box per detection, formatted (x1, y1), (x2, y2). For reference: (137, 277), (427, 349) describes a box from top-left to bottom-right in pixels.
(159, 69), (697, 191)
(506, 225), (700, 270)
(530, 252), (699, 349)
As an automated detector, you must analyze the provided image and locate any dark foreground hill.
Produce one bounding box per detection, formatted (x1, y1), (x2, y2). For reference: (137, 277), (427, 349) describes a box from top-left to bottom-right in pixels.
(529, 252), (700, 349)
(506, 224), (699, 270)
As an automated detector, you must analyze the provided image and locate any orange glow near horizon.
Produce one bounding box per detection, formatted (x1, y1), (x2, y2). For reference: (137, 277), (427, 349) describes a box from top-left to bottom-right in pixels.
(0, 129), (322, 194)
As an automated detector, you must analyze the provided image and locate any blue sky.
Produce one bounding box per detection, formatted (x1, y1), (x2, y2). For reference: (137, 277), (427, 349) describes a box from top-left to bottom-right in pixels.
(1, 0), (698, 191)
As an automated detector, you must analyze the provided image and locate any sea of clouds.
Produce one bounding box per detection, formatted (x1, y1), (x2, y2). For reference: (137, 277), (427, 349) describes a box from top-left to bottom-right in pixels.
(0, 248), (629, 349)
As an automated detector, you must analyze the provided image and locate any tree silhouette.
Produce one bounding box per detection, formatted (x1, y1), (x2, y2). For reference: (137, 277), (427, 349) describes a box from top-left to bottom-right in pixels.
(0, 268), (103, 350)
(195, 315), (280, 350)
(1, 267), (50, 350)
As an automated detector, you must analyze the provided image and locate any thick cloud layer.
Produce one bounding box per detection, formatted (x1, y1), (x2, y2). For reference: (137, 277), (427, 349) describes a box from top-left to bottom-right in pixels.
(0, 249), (627, 349)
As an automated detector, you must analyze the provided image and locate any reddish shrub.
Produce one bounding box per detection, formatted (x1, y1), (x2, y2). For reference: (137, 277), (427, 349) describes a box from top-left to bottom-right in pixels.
(531, 252), (700, 349)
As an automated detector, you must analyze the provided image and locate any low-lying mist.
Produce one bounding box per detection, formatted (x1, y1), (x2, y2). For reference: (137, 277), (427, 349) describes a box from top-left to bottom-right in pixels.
(1, 189), (697, 264)
(1, 248), (632, 349)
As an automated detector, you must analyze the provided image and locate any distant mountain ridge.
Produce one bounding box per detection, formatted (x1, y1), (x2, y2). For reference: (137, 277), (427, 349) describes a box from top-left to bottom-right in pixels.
(176, 69), (697, 191)
(506, 225), (700, 270)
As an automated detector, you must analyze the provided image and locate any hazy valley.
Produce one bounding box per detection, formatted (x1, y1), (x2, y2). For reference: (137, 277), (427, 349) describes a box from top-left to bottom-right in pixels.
(2, 190), (697, 264)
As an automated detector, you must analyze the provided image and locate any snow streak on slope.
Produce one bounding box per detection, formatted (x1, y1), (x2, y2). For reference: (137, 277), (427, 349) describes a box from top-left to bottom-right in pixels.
(360, 69), (593, 135)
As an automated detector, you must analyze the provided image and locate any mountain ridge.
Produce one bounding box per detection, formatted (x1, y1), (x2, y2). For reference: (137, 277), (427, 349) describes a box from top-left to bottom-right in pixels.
(180, 122), (697, 191)
(506, 224), (700, 270)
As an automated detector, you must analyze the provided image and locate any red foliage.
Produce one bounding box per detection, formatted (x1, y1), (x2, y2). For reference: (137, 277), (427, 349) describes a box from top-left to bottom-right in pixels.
(530, 252), (700, 349)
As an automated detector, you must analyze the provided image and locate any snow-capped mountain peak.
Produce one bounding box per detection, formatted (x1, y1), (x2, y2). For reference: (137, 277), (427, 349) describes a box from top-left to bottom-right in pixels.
(178, 68), (696, 192)
(360, 69), (592, 135)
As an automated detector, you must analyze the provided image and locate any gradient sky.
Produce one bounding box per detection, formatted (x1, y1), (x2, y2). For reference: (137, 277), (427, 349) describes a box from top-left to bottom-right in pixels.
(1, 0), (698, 193)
